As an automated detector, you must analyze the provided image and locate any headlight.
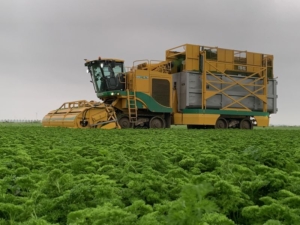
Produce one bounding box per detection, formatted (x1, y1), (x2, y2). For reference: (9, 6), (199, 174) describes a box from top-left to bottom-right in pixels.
(111, 92), (114, 96)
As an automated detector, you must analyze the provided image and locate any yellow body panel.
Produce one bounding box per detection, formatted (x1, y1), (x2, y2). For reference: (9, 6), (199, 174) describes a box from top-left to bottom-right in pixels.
(126, 67), (173, 108)
(173, 113), (183, 124)
(173, 113), (219, 126)
(134, 70), (150, 94)
(42, 100), (119, 129)
(182, 114), (219, 125)
(185, 44), (200, 71)
(165, 44), (273, 77)
(101, 123), (118, 129)
(255, 116), (269, 127)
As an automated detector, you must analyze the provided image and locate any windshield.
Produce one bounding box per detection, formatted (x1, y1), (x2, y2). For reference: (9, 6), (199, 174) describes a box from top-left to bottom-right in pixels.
(90, 64), (101, 92)
(88, 61), (124, 93)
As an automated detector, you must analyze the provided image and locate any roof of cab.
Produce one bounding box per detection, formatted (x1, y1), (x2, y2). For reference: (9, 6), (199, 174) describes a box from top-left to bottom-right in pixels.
(84, 58), (124, 65)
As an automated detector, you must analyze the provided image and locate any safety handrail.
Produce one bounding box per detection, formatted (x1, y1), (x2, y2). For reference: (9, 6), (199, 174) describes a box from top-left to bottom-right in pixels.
(58, 100), (95, 110)
(133, 59), (150, 68)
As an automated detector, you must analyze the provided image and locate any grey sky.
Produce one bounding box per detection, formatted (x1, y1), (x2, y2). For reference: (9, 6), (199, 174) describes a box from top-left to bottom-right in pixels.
(1, 0), (299, 125)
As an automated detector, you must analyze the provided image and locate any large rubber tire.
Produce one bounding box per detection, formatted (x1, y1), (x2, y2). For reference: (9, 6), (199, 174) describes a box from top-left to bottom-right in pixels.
(239, 119), (253, 129)
(118, 116), (133, 129)
(149, 116), (166, 129)
(215, 118), (228, 129)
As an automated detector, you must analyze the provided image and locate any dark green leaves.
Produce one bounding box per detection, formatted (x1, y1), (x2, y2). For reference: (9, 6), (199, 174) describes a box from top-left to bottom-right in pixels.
(1, 125), (300, 224)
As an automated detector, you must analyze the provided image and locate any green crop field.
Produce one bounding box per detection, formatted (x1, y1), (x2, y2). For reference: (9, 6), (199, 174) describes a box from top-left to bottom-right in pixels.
(1, 124), (300, 225)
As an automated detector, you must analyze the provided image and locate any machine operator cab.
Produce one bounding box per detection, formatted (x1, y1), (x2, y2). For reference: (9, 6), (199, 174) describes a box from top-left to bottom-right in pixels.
(85, 58), (126, 93)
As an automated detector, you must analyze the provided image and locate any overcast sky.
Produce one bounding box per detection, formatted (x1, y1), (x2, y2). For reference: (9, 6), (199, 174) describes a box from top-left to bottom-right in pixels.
(1, 0), (299, 125)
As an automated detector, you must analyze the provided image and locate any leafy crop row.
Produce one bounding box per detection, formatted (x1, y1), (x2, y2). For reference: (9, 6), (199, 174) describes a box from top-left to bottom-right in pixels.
(0, 125), (300, 224)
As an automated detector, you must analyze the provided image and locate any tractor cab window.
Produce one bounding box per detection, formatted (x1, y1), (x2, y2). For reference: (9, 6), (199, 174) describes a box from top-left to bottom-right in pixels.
(87, 60), (125, 93)
(90, 65), (102, 92)
(103, 64), (122, 76)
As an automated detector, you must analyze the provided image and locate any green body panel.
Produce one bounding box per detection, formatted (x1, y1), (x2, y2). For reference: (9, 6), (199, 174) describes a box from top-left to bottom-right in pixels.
(98, 91), (173, 113)
(182, 109), (269, 117)
(126, 100), (144, 109)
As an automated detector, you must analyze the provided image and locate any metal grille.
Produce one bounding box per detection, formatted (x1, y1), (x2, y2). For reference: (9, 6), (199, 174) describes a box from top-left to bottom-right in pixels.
(152, 79), (170, 107)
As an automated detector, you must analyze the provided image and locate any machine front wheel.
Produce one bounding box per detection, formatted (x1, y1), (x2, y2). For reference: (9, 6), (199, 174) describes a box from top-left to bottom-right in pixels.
(215, 118), (228, 129)
(149, 116), (165, 129)
(239, 119), (253, 129)
(118, 116), (133, 129)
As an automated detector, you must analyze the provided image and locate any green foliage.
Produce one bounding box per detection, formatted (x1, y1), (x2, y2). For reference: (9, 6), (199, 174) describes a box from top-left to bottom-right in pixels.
(1, 125), (300, 224)
(263, 220), (282, 225)
(166, 183), (219, 225)
(199, 213), (236, 225)
(67, 203), (137, 225)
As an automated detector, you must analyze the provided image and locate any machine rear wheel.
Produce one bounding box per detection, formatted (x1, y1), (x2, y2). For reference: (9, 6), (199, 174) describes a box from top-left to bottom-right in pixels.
(118, 116), (133, 129)
(239, 119), (253, 129)
(215, 118), (228, 129)
(149, 116), (165, 129)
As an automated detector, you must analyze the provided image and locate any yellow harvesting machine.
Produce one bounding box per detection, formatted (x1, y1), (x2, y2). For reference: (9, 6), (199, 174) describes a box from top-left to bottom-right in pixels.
(42, 44), (277, 129)
(42, 100), (120, 129)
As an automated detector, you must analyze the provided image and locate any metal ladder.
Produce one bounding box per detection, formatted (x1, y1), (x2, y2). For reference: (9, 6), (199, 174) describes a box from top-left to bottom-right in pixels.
(126, 89), (138, 123)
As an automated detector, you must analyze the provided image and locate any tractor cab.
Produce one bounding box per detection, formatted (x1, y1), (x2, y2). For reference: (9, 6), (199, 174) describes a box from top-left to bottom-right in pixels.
(85, 58), (126, 93)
